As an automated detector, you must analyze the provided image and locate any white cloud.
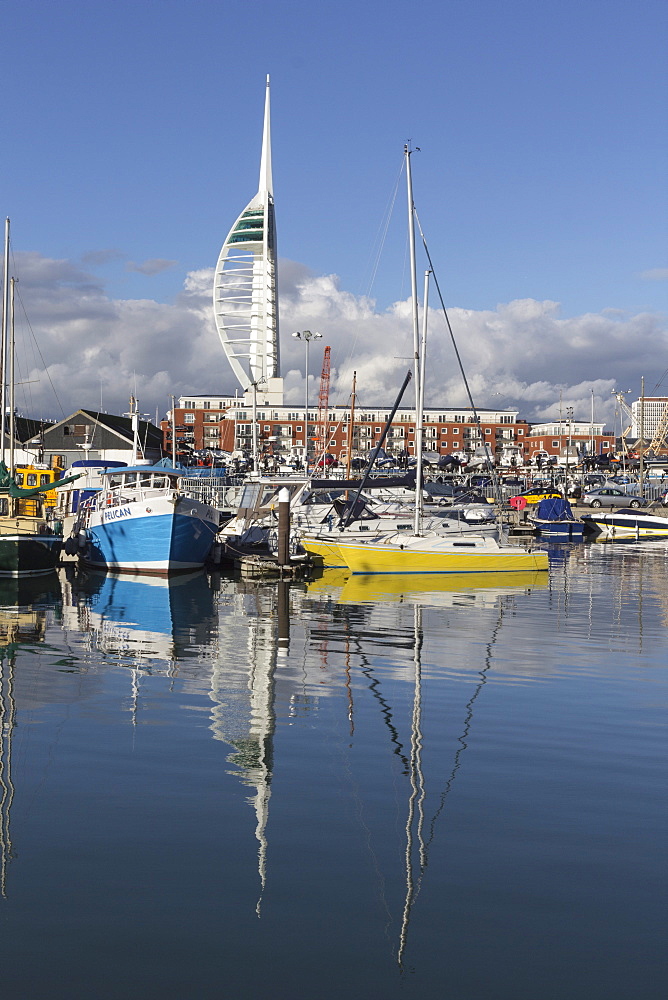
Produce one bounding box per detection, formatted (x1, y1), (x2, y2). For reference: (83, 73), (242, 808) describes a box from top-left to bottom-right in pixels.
(8, 251), (668, 430)
(126, 258), (178, 276)
(639, 268), (668, 282)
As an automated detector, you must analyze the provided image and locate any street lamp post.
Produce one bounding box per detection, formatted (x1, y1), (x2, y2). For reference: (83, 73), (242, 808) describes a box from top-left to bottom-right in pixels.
(250, 375), (267, 474)
(566, 406), (573, 483)
(292, 330), (322, 473)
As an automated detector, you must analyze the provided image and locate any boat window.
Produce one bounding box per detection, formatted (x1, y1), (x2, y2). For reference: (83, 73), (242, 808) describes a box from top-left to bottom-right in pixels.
(0, 498), (7, 515)
(239, 484), (263, 510)
(15, 473), (23, 485)
(27, 474), (38, 487)
(40, 474), (51, 486)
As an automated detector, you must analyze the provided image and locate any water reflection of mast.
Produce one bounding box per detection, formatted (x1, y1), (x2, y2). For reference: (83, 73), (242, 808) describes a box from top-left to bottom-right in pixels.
(397, 604), (426, 967)
(422, 608), (503, 853)
(0, 647), (16, 897)
(398, 601), (506, 968)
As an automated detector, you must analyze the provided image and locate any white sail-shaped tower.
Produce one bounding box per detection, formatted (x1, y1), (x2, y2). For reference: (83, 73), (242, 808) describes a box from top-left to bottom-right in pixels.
(213, 76), (280, 392)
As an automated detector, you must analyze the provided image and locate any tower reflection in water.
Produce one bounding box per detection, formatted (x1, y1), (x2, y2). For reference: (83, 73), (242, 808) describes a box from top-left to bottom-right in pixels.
(62, 569), (289, 915)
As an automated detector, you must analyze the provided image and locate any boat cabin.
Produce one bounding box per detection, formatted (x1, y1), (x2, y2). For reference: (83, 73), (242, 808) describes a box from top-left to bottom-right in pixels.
(14, 465), (63, 507)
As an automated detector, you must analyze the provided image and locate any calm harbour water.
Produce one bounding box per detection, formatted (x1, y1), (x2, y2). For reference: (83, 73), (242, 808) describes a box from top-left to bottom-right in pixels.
(0, 543), (665, 1000)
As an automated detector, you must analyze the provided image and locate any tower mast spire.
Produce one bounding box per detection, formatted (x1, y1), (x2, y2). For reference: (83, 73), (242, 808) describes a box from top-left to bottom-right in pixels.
(259, 75), (273, 197)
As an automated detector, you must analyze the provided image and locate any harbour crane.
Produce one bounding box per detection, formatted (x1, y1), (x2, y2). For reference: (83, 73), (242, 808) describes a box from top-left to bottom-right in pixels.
(611, 390), (638, 459)
(316, 345), (331, 463)
(647, 401), (668, 456)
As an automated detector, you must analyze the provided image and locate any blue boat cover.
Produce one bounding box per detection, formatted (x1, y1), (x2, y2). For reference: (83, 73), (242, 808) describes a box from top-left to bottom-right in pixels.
(536, 497), (573, 521)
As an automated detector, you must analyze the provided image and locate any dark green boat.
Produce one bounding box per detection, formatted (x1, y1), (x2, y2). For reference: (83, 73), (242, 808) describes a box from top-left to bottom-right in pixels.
(0, 495), (62, 577)
(0, 467), (65, 577)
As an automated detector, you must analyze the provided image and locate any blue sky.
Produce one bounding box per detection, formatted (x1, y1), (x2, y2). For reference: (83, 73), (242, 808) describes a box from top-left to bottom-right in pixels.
(2, 0), (667, 423)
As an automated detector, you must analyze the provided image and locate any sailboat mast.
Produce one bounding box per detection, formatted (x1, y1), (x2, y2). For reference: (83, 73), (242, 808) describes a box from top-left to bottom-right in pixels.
(414, 270), (429, 536)
(345, 371), (357, 481)
(129, 396), (139, 465)
(171, 395), (177, 467)
(405, 146), (421, 413)
(1, 219), (9, 466)
(405, 145), (425, 534)
(9, 279), (15, 475)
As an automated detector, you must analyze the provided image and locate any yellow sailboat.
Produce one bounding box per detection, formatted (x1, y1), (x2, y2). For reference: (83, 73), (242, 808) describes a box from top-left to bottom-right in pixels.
(335, 529), (548, 575)
(312, 146), (549, 580)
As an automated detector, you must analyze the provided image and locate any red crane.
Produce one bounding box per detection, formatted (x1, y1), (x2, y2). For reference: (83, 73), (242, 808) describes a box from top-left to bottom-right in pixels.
(316, 346), (331, 464)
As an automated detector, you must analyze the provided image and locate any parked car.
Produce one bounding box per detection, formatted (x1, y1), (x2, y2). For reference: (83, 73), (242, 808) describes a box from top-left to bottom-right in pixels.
(509, 487), (561, 506)
(582, 487), (648, 509)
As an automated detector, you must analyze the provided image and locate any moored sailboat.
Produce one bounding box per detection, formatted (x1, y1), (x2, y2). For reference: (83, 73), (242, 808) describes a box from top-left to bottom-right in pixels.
(316, 151), (548, 577)
(581, 507), (668, 541)
(0, 220), (64, 577)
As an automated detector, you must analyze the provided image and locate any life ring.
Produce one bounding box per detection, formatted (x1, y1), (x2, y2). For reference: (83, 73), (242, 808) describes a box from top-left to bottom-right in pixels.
(509, 495), (527, 511)
(106, 492), (114, 506)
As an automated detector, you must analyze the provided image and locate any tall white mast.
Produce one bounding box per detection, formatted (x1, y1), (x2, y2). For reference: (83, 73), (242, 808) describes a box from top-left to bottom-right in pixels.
(414, 269), (429, 536)
(9, 279), (15, 475)
(1, 219), (9, 465)
(405, 145), (424, 535)
(213, 77), (280, 392)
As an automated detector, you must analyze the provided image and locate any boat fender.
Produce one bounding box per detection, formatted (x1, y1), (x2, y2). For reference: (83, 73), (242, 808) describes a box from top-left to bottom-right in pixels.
(64, 536), (78, 556)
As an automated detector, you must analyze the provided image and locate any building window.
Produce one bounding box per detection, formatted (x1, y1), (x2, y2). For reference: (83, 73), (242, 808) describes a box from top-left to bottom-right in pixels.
(517, 428), (524, 435)
(452, 428), (459, 434)
(184, 413), (195, 424)
(552, 440), (559, 447)
(484, 428), (491, 435)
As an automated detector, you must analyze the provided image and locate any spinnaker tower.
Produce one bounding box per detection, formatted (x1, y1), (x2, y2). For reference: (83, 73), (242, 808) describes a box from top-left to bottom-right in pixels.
(213, 76), (280, 393)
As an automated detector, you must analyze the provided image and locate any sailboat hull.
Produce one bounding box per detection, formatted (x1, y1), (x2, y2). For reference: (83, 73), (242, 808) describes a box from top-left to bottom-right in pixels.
(335, 533), (549, 576)
(581, 510), (668, 540)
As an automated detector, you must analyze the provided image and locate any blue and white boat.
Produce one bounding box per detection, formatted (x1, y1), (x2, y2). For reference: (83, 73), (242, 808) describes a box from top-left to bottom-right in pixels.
(528, 497), (585, 541)
(74, 464), (220, 574)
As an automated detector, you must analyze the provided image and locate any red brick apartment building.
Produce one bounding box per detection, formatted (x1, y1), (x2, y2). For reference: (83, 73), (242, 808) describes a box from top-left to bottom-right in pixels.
(161, 396), (615, 465)
(160, 395), (612, 466)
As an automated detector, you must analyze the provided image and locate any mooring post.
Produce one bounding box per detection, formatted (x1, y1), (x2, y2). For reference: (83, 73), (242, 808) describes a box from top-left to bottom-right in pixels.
(277, 487), (290, 567)
(277, 578), (290, 651)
